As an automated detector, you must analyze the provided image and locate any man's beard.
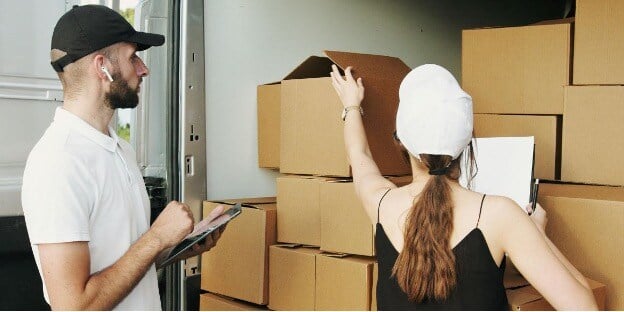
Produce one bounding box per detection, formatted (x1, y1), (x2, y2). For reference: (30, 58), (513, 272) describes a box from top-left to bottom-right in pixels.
(105, 73), (140, 109)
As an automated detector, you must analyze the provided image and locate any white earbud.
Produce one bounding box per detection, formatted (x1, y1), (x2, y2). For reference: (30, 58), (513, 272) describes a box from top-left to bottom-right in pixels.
(101, 66), (114, 82)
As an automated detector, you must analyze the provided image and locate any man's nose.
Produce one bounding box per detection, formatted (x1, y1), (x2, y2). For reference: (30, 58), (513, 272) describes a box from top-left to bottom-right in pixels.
(136, 58), (149, 77)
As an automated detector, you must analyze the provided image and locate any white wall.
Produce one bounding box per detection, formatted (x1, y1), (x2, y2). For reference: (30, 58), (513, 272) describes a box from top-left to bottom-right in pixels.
(0, 0), (67, 216)
(203, 0), (562, 200)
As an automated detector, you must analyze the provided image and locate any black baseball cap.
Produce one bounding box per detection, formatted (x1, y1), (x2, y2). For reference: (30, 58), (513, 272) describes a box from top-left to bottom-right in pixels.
(50, 5), (165, 72)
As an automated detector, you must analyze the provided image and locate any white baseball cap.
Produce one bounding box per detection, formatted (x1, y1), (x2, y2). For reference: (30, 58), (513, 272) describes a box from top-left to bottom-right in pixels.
(395, 64), (473, 160)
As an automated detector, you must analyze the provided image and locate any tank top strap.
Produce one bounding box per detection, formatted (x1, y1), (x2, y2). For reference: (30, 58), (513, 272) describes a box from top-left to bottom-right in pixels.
(377, 188), (392, 223)
(476, 194), (486, 228)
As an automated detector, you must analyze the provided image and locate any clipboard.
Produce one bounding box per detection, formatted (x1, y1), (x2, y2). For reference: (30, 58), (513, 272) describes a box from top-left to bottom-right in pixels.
(459, 137), (535, 208)
(160, 203), (242, 267)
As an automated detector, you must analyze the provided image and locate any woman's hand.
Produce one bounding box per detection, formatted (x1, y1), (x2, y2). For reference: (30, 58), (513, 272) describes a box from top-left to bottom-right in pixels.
(330, 64), (364, 108)
(526, 202), (548, 234)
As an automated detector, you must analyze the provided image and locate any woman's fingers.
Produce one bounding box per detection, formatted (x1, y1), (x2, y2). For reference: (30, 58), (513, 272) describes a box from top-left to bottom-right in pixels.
(344, 66), (354, 81)
(331, 64), (342, 79)
(330, 71), (341, 94)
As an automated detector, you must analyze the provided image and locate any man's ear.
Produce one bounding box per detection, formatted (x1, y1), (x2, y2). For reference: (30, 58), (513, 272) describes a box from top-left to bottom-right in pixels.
(92, 54), (110, 82)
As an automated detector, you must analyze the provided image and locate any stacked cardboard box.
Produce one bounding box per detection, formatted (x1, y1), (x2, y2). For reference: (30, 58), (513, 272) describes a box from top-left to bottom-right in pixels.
(557, 2), (624, 308)
(257, 51), (414, 310)
(462, 19), (571, 180)
(268, 245), (377, 311)
(199, 198), (276, 309)
(504, 270), (607, 310)
(537, 183), (624, 310)
(199, 292), (266, 311)
(257, 83), (281, 169)
(463, 2), (623, 308)
(561, 0), (624, 187)
(573, 0), (624, 85)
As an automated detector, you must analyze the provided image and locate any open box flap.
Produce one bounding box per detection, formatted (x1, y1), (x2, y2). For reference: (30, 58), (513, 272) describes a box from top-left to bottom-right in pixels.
(325, 50), (411, 80)
(283, 56), (336, 80)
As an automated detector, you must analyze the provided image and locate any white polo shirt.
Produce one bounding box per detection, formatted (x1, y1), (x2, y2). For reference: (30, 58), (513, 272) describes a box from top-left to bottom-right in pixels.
(22, 107), (161, 310)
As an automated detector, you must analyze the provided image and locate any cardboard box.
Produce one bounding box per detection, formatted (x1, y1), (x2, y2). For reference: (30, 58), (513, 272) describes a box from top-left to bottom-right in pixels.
(268, 245), (376, 311)
(315, 254), (376, 311)
(506, 278), (606, 310)
(473, 114), (561, 180)
(257, 83), (281, 169)
(574, 0), (624, 85)
(372, 262), (378, 311)
(320, 176), (411, 256)
(268, 245), (322, 311)
(462, 20), (571, 114)
(277, 175), (336, 246)
(562, 86), (624, 186)
(200, 198), (276, 305)
(280, 51), (412, 177)
(199, 292), (265, 311)
(538, 183), (624, 310)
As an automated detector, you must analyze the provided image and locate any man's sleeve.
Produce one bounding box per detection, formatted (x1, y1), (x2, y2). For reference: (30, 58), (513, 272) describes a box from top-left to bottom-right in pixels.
(22, 153), (95, 244)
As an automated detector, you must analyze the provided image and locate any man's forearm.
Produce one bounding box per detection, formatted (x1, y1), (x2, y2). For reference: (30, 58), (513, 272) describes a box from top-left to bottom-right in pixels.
(57, 231), (163, 310)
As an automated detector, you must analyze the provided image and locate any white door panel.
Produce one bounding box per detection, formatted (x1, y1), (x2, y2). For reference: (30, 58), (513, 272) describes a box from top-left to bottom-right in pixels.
(0, 0), (67, 216)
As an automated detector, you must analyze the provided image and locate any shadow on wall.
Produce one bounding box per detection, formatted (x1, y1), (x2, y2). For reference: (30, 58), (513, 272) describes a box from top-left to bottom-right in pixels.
(416, 0), (574, 30)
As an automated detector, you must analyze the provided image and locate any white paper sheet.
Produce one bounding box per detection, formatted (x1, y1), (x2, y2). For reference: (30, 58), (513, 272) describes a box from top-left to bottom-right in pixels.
(459, 137), (534, 208)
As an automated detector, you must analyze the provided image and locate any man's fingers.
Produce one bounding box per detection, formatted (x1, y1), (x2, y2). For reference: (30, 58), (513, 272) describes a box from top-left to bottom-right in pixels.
(213, 227), (223, 241)
(207, 205), (225, 220)
(204, 235), (214, 247)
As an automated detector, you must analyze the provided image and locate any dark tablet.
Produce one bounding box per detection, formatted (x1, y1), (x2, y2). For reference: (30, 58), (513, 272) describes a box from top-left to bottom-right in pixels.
(160, 203), (242, 267)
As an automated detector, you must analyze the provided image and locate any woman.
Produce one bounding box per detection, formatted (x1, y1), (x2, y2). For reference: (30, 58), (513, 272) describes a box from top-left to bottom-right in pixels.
(330, 64), (597, 310)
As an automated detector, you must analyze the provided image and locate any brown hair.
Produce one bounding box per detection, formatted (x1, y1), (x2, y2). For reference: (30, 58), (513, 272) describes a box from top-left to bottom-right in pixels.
(391, 142), (476, 302)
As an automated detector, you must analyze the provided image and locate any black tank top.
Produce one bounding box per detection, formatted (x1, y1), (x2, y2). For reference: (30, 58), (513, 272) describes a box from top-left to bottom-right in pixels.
(375, 190), (508, 310)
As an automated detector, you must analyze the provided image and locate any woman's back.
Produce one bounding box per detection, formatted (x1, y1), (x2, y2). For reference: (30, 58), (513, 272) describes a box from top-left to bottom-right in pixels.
(375, 186), (508, 310)
(331, 62), (598, 310)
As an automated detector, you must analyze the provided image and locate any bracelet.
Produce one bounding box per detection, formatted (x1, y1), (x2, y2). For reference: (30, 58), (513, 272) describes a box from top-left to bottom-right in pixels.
(341, 105), (364, 121)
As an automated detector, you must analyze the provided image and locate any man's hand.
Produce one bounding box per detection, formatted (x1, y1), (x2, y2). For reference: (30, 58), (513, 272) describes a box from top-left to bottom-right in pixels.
(159, 205), (228, 264)
(191, 205), (228, 254)
(38, 200), (198, 310)
(149, 201), (195, 249)
(184, 205), (227, 257)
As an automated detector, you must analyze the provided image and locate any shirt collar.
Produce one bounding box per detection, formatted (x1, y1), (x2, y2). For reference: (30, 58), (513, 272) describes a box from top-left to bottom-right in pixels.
(53, 107), (120, 152)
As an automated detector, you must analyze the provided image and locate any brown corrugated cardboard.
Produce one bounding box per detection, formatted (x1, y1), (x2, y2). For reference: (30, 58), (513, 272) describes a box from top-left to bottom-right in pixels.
(268, 245), (322, 311)
(573, 0), (624, 85)
(372, 262), (378, 311)
(462, 20), (571, 114)
(538, 183), (624, 310)
(200, 198), (276, 305)
(315, 254), (376, 311)
(199, 292), (265, 311)
(506, 278), (606, 310)
(277, 175), (335, 245)
(257, 83), (280, 169)
(562, 86), (624, 186)
(280, 51), (412, 177)
(320, 180), (374, 256)
(473, 114), (561, 180)
(319, 176), (411, 256)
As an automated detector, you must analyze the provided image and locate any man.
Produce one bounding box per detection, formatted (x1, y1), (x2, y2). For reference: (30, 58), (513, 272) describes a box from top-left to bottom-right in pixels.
(21, 5), (224, 310)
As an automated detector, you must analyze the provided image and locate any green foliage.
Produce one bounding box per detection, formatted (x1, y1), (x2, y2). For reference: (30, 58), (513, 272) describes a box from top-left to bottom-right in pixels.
(120, 8), (135, 26)
(117, 123), (131, 142)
